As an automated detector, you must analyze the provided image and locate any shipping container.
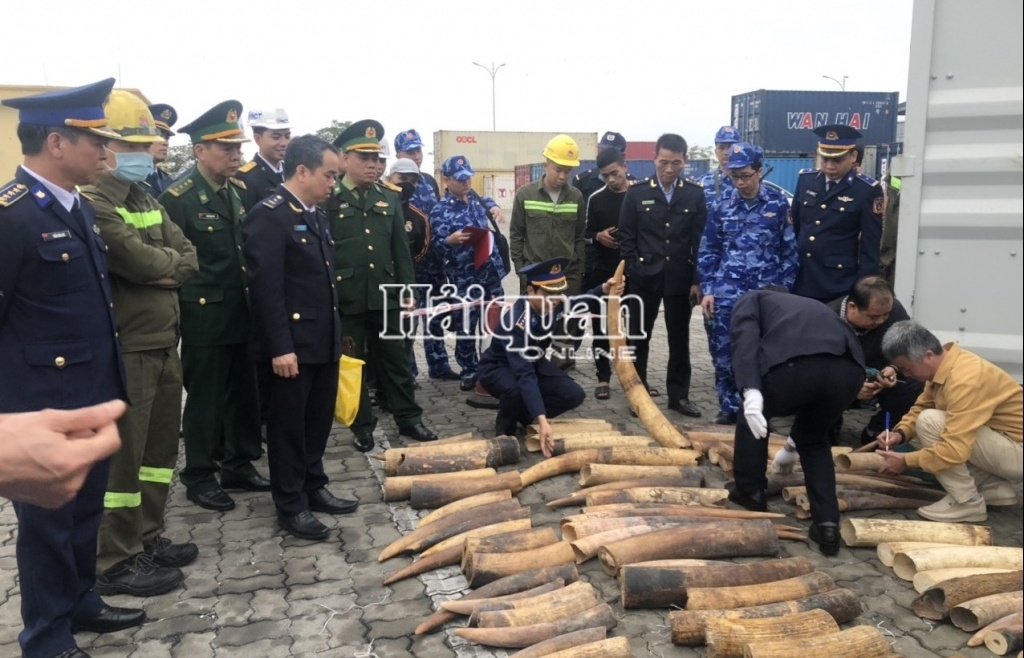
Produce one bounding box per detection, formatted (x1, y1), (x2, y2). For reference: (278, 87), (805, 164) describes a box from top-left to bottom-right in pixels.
(730, 90), (899, 154)
(433, 130), (598, 173)
(761, 156), (814, 194)
(893, 0), (1023, 379)
(625, 141), (657, 160)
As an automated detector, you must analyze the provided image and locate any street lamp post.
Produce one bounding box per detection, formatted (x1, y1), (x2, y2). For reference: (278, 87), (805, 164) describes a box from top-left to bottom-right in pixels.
(822, 74), (848, 91)
(473, 61), (506, 131)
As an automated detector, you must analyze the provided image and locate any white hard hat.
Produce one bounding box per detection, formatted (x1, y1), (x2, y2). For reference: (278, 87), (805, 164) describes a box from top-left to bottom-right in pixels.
(247, 108), (291, 130)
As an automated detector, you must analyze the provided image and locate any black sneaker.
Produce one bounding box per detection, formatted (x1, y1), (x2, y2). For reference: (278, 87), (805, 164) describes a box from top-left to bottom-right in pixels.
(94, 553), (184, 597)
(144, 535), (199, 568)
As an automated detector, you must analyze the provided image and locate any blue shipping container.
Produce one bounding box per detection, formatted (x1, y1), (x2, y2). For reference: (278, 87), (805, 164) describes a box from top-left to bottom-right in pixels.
(731, 90), (899, 154)
(761, 157), (814, 195)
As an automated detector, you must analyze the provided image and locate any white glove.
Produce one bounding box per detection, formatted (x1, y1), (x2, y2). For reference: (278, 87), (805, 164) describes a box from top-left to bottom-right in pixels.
(742, 389), (768, 439)
(772, 436), (800, 474)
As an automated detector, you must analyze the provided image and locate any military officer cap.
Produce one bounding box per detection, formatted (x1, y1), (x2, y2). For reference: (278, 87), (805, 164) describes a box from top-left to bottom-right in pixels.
(441, 155), (475, 181)
(814, 124), (862, 158)
(247, 108), (291, 130)
(714, 126), (742, 144)
(148, 103), (178, 137)
(725, 142), (764, 169)
(521, 257), (570, 293)
(2, 77), (119, 139)
(599, 131), (627, 152)
(334, 119), (385, 153)
(178, 100), (250, 144)
(394, 128), (424, 153)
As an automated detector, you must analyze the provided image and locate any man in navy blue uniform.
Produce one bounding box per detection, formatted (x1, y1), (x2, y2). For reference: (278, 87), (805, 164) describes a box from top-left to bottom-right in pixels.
(617, 133), (707, 417)
(243, 135), (358, 541)
(0, 78), (145, 658)
(140, 103), (177, 198)
(791, 124), (884, 301)
(236, 108), (292, 211)
(698, 143), (797, 425)
(478, 257), (622, 456)
(728, 289), (865, 556)
(697, 126), (742, 211)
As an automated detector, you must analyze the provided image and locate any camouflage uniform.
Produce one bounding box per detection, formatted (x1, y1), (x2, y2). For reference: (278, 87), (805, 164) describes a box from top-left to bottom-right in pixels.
(698, 184), (797, 415)
(430, 190), (507, 386)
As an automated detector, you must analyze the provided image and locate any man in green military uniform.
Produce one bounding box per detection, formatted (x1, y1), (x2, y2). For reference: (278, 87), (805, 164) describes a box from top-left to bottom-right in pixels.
(328, 120), (438, 451)
(159, 100), (271, 511)
(82, 91), (200, 597)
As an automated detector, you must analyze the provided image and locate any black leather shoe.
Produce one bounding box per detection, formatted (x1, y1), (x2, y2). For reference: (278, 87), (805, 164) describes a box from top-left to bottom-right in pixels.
(399, 423), (438, 442)
(144, 535), (199, 568)
(279, 510), (330, 540)
(430, 370), (461, 381)
(810, 521), (841, 556)
(72, 604), (146, 634)
(220, 472), (272, 492)
(55, 649), (92, 658)
(714, 412), (738, 425)
(186, 488), (235, 511)
(725, 482), (768, 512)
(353, 431), (375, 452)
(459, 378), (476, 391)
(308, 488), (359, 515)
(668, 399), (702, 418)
(93, 554), (184, 597)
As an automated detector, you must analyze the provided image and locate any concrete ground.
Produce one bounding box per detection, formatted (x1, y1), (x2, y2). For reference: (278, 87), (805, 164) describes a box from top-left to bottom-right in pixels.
(1, 301), (1020, 658)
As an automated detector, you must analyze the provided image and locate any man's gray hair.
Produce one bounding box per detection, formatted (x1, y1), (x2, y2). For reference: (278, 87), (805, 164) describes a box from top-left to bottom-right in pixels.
(882, 320), (944, 362)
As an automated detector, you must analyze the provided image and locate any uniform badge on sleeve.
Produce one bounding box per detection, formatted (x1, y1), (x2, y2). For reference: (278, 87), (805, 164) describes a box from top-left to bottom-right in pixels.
(872, 196), (884, 215)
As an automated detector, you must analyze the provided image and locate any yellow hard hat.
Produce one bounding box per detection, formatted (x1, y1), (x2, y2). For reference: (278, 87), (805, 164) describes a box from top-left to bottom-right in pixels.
(542, 134), (581, 167)
(103, 90), (163, 143)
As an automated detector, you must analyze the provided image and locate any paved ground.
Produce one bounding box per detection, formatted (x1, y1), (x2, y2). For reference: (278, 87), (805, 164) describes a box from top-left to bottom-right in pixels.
(1, 302), (1021, 658)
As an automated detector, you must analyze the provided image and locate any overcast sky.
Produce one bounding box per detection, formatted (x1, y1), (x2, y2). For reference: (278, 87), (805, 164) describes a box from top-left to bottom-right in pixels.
(2, 0), (914, 167)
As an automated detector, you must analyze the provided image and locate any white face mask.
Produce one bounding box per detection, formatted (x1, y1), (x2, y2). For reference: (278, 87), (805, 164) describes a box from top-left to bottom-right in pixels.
(110, 151), (155, 183)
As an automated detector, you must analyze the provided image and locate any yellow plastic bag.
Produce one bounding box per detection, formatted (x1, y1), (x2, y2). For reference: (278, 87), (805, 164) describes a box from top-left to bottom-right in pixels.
(334, 355), (365, 426)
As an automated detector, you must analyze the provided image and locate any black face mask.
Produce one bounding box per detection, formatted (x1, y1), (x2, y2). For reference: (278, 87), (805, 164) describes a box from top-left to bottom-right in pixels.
(399, 181), (416, 203)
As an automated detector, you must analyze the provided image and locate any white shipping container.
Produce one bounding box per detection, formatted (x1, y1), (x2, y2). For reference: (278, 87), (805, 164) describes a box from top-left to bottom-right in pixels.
(433, 130), (598, 172)
(892, 0), (1024, 379)
(483, 174), (517, 216)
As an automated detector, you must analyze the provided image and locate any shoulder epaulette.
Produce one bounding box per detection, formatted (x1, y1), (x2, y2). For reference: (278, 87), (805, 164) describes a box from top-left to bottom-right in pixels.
(229, 177), (247, 190)
(262, 194), (285, 209)
(685, 178), (703, 188)
(0, 182), (29, 208)
(380, 180), (402, 193)
(628, 178), (644, 187)
(167, 177), (194, 198)
(856, 172), (879, 187)
(798, 168), (818, 175)
(237, 161), (257, 174)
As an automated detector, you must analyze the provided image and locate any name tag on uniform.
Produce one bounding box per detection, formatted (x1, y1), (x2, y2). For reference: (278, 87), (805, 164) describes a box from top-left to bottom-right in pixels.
(198, 212), (219, 220)
(41, 230), (71, 241)
(641, 200), (655, 206)
(806, 191), (818, 198)
(338, 203), (349, 210)
(293, 224), (308, 232)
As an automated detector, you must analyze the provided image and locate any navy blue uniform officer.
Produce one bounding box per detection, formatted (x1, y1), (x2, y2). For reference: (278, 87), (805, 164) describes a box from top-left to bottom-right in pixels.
(244, 135), (359, 542)
(478, 257), (625, 457)
(0, 78), (145, 658)
(791, 124), (884, 301)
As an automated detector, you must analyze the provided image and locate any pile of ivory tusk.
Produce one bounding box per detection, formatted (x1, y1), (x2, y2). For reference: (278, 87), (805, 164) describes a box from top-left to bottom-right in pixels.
(843, 517), (1024, 656)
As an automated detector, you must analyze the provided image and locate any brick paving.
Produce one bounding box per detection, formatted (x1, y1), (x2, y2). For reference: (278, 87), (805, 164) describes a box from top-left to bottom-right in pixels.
(1, 296), (1020, 657)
